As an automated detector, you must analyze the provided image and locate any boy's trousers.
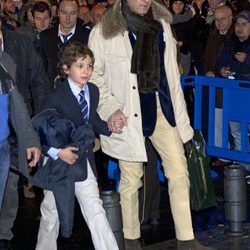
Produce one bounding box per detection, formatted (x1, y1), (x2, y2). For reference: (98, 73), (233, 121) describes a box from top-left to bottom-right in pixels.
(35, 163), (119, 250)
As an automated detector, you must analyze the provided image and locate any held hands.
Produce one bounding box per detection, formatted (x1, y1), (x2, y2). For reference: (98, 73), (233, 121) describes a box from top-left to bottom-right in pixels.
(58, 146), (79, 165)
(108, 110), (128, 134)
(26, 147), (41, 167)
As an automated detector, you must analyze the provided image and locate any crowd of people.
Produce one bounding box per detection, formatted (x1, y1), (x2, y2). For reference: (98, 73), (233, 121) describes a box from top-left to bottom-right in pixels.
(0, 0), (250, 250)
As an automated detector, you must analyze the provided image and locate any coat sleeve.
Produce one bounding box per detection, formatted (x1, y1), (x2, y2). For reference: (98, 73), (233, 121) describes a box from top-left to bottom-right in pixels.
(25, 35), (51, 112)
(9, 87), (41, 176)
(88, 25), (123, 121)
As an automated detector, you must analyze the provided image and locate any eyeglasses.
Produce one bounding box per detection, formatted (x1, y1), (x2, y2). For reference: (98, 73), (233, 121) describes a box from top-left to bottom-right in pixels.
(73, 63), (93, 71)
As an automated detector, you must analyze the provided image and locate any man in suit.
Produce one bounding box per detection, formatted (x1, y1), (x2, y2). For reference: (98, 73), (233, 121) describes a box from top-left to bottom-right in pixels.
(39, 0), (90, 86)
(35, 41), (119, 250)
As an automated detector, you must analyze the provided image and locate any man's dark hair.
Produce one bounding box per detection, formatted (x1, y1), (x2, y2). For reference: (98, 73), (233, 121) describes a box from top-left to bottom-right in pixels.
(32, 1), (51, 17)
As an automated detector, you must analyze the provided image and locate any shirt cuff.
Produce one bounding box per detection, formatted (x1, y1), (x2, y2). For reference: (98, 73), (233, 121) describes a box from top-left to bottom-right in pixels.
(47, 147), (60, 160)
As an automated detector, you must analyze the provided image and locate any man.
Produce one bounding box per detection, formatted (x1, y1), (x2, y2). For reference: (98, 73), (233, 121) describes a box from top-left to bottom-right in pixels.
(39, 0), (90, 86)
(216, 10), (250, 81)
(17, 1), (52, 51)
(90, 3), (107, 27)
(0, 57), (41, 212)
(202, 5), (233, 178)
(216, 10), (250, 162)
(1, 0), (20, 29)
(88, 1), (214, 249)
(203, 5), (233, 77)
(0, 22), (50, 250)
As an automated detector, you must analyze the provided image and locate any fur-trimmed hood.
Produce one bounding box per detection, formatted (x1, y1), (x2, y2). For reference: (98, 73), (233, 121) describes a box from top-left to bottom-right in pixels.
(101, 0), (173, 39)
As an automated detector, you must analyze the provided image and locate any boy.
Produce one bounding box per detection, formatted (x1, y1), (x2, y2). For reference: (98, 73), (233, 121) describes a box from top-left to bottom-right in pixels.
(33, 41), (119, 250)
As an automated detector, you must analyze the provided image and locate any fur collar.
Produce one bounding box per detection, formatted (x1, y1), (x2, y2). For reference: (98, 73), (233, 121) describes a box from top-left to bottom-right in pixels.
(101, 0), (172, 39)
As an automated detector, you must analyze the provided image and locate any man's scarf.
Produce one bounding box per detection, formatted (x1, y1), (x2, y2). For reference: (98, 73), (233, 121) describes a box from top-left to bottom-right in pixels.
(121, 0), (161, 93)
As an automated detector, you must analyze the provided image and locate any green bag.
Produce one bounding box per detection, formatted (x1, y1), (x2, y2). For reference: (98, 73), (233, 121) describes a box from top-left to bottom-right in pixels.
(185, 130), (217, 211)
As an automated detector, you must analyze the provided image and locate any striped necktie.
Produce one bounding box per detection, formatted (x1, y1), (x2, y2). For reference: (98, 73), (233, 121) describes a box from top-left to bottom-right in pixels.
(79, 89), (88, 121)
(62, 32), (72, 43)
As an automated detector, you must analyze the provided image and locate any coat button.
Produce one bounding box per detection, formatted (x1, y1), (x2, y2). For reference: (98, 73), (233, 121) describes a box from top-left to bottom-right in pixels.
(132, 86), (136, 90)
(134, 113), (138, 117)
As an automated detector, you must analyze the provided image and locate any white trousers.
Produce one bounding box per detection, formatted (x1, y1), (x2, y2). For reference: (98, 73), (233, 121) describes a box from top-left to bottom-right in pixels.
(35, 164), (118, 250)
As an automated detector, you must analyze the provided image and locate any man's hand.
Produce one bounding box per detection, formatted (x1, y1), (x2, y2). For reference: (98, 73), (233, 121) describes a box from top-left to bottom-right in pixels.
(205, 71), (215, 77)
(234, 52), (247, 63)
(108, 109), (128, 134)
(27, 147), (41, 167)
(58, 146), (79, 165)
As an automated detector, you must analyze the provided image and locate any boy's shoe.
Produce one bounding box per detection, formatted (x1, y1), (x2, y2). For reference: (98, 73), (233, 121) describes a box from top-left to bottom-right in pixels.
(177, 239), (215, 250)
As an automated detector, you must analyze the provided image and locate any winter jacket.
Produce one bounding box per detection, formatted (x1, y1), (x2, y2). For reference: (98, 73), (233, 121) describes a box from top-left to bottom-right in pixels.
(88, 0), (193, 162)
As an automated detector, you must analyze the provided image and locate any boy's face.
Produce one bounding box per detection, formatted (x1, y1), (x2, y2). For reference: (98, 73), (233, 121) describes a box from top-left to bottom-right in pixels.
(63, 55), (93, 88)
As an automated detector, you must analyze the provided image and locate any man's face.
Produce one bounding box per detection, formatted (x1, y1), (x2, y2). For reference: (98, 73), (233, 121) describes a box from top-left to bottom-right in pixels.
(235, 18), (250, 42)
(4, 0), (16, 14)
(214, 9), (232, 33)
(126, 0), (152, 16)
(58, 0), (79, 31)
(107, 0), (115, 5)
(91, 5), (106, 25)
(208, 0), (221, 9)
(33, 10), (51, 32)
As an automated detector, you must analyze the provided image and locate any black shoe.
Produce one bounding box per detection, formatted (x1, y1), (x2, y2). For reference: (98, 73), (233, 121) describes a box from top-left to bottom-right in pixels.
(177, 239), (215, 250)
(124, 239), (142, 250)
(0, 240), (11, 250)
(150, 218), (160, 226)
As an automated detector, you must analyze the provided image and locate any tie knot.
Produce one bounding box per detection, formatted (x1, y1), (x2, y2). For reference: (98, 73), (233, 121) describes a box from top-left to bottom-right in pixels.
(79, 89), (85, 98)
(62, 32), (72, 43)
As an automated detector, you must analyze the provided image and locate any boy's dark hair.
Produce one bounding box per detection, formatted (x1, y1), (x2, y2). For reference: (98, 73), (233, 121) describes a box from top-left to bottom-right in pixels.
(32, 1), (51, 17)
(59, 41), (95, 78)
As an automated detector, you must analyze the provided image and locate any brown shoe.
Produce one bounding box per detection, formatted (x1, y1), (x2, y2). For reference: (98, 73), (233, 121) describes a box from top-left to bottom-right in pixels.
(124, 239), (142, 250)
(177, 239), (215, 250)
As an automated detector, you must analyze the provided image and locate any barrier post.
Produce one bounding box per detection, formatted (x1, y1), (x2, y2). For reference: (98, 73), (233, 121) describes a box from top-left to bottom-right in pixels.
(100, 191), (125, 250)
(224, 165), (247, 236)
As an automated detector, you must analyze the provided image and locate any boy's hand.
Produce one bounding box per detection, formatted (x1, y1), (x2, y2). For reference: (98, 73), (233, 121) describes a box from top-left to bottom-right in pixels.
(108, 109), (127, 133)
(58, 147), (79, 165)
(113, 119), (126, 134)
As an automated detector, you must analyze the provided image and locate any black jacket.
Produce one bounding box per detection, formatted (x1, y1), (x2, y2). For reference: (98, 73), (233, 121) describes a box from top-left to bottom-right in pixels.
(3, 27), (50, 114)
(39, 20), (90, 85)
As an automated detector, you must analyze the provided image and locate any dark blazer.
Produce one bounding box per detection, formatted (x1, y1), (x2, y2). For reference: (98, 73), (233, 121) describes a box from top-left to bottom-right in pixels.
(39, 20), (90, 85)
(39, 79), (111, 178)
